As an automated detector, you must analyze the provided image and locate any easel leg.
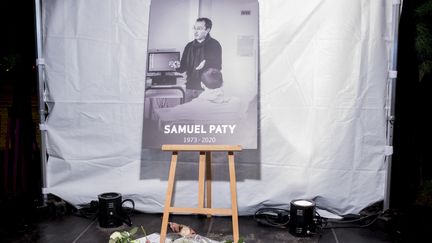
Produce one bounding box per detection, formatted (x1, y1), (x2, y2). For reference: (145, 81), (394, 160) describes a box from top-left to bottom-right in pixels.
(228, 151), (239, 242)
(205, 151), (212, 217)
(198, 151), (206, 208)
(160, 152), (178, 243)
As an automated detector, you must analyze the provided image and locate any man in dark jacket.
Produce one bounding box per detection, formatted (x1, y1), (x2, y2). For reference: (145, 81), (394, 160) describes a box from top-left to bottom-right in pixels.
(174, 17), (222, 102)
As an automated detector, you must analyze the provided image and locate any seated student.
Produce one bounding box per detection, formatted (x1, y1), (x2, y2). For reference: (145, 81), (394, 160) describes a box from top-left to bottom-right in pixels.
(154, 68), (245, 124)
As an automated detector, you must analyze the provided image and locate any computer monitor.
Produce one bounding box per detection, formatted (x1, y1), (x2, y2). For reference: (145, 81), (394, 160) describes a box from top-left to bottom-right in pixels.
(147, 51), (180, 85)
(148, 52), (180, 72)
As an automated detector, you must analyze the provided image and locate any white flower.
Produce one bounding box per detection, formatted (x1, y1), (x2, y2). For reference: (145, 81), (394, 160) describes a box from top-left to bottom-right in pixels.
(110, 232), (122, 240)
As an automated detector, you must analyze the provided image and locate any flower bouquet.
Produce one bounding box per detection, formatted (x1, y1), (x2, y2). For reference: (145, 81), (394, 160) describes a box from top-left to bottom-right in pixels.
(109, 226), (150, 243)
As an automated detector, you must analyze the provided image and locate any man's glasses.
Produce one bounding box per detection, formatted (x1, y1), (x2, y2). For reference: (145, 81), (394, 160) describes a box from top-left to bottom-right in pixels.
(193, 27), (206, 31)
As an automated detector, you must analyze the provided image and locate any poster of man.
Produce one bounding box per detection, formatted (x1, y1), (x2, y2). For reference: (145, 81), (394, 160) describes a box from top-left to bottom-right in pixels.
(143, 0), (258, 149)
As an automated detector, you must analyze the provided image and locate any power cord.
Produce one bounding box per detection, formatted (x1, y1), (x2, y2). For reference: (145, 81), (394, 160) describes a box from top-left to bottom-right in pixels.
(323, 211), (386, 229)
(254, 208), (290, 228)
(73, 200), (99, 220)
(254, 207), (386, 234)
(254, 207), (327, 236)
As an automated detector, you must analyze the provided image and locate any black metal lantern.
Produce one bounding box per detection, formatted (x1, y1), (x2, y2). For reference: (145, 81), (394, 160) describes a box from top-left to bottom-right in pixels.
(289, 199), (316, 236)
(98, 192), (134, 228)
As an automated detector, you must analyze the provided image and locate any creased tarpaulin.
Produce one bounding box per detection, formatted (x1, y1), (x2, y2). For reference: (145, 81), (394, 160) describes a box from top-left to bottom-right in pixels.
(42, 0), (392, 216)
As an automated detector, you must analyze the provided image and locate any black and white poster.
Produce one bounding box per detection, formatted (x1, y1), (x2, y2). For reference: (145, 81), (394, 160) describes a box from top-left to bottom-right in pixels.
(143, 0), (258, 149)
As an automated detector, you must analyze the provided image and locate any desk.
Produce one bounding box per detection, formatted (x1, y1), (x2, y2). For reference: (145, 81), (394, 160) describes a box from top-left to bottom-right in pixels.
(145, 76), (186, 89)
(145, 77), (186, 119)
(145, 86), (185, 103)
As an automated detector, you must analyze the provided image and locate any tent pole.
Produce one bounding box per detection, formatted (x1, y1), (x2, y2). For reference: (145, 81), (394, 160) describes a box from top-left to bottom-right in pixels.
(384, 0), (402, 211)
(34, 0), (48, 204)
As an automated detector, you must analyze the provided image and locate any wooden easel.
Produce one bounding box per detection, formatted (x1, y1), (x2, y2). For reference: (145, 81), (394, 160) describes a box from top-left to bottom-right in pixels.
(159, 145), (242, 243)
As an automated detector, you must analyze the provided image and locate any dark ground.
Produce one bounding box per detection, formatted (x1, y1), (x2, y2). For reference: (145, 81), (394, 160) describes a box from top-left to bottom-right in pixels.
(0, 199), (396, 243)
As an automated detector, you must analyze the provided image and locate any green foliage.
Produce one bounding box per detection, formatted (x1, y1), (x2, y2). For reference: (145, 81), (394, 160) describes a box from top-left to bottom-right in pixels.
(414, 0), (432, 81)
(108, 226), (148, 243)
(224, 237), (245, 243)
(416, 180), (432, 207)
(0, 54), (22, 73)
(129, 227), (138, 236)
(415, 0), (432, 16)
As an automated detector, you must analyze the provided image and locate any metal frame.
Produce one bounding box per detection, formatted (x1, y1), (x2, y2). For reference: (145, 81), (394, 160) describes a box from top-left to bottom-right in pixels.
(384, 0), (402, 210)
(33, 0), (403, 210)
(34, 0), (48, 201)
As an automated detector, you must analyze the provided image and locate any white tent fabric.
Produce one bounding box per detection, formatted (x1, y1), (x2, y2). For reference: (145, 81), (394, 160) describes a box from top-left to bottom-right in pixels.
(42, 0), (393, 216)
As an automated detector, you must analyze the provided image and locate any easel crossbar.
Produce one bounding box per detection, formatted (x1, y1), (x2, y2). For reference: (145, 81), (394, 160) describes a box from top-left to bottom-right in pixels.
(169, 207), (232, 215)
